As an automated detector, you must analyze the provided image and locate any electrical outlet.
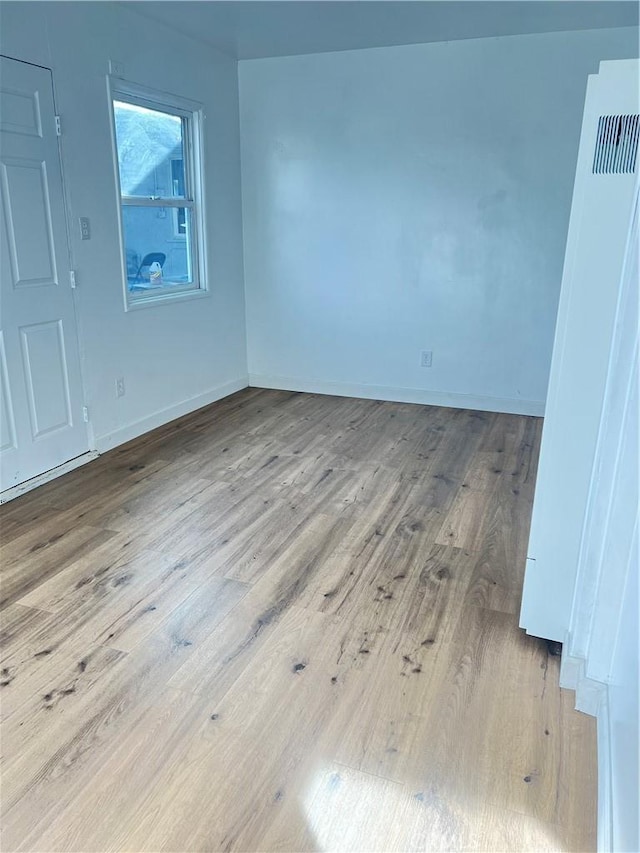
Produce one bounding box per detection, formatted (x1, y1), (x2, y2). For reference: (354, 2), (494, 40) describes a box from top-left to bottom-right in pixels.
(79, 217), (91, 240)
(420, 350), (433, 368)
(116, 377), (125, 398)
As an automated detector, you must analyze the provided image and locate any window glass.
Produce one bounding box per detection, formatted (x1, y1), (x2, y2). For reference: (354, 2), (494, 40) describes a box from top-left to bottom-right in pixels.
(114, 101), (185, 198)
(111, 90), (204, 303)
(122, 206), (193, 291)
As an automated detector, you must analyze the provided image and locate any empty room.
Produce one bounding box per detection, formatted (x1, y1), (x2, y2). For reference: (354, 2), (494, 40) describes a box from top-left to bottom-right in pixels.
(0, 1), (638, 851)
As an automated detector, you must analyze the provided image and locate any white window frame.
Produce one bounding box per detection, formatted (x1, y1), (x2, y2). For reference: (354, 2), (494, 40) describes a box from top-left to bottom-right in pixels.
(107, 77), (208, 310)
(170, 159), (188, 241)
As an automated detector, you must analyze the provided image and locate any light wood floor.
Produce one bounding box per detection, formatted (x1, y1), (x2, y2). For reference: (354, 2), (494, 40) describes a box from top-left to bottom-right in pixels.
(0, 389), (596, 852)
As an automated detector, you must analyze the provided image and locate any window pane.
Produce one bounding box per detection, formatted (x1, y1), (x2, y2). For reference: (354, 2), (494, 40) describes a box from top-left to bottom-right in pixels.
(171, 158), (185, 198)
(122, 205), (194, 292)
(114, 101), (185, 198)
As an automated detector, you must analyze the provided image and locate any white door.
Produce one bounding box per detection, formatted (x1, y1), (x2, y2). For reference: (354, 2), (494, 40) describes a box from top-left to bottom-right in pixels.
(0, 56), (88, 492)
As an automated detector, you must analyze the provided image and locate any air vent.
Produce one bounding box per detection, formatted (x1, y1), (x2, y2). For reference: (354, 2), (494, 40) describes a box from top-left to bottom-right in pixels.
(592, 115), (639, 174)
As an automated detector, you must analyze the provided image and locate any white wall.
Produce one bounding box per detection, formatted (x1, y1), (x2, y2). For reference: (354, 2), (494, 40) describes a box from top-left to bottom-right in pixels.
(588, 187), (638, 853)
(608, 521), (639, 853)
(0, 7), (636, 452)
(560, 174), (638, 852)
(239, 27), (638, 415)
(0, 2), (248, 451)
(523, 54), (638, 849)
(520, 59), (639, 644)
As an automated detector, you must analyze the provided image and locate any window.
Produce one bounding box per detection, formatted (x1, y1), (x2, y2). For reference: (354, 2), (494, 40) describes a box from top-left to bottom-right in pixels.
(170, 160), (187, 238)
(110, 82), (206, 306)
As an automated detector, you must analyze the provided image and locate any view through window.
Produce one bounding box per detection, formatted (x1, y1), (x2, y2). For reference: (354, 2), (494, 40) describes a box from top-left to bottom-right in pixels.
(112, 90), (204, 302)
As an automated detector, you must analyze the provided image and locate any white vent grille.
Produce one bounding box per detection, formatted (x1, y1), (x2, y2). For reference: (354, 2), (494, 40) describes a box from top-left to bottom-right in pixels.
(592, 115), (639, 174)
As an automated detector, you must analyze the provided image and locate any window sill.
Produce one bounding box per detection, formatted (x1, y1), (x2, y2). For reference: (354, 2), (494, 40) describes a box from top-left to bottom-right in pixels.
(124, 285), (210, 311)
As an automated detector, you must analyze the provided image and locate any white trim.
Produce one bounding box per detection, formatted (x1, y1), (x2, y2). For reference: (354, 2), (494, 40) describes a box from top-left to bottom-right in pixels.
(110, 77), (203, 117)
(124, 285), (211, 311)
(93, 376), (249, 453)
(560, 644), (613, 851)
(597, 687), (614, 853)
(0, 451), (99, 504)
(575, 669), (607, 718)
(559, 633), (582, 690)
(559, 640), (607, 717)
(248, 374), (545, 416)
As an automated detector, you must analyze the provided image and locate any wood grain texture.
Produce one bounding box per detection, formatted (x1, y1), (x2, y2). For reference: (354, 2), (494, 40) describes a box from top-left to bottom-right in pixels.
(0, 389), (595, 852)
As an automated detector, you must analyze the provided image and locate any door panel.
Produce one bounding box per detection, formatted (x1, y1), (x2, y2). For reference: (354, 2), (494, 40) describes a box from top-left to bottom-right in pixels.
(0, 56), (88, 491)
(0, 86), (42, 137)
(21, 320), (72, 438)
(2, 157), (58, 286)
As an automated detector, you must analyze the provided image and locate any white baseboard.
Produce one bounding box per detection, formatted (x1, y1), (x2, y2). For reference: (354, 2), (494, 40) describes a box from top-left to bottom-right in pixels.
(248, 374), (545, 417)
(94, 376), (249, 453)
(560, 645), (612, 852)
(0, 450), (99, 504)
(560, 647), (607, 717)
(559, 643), (582, 691)
(1, 379), (250, 500)
(576, 674), (607, 718)
(597, 687), (613, 853)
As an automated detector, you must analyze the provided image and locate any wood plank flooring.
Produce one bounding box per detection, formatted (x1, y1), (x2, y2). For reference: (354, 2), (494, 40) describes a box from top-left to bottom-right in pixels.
(0, 389), (596, 852)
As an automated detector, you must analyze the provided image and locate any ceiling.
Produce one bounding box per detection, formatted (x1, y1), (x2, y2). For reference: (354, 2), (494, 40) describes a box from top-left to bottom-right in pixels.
(125, 1), (639, 60)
